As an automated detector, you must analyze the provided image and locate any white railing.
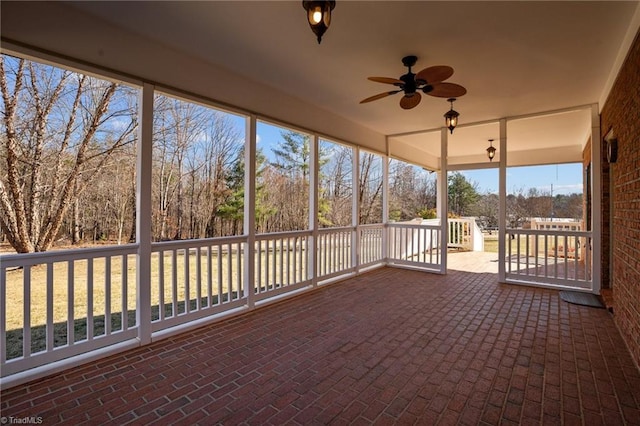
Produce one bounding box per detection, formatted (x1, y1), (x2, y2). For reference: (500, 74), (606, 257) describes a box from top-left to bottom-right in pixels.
(0, 245), (138, 377)
(255, 230), (311, 300)
(150, 236), (247, 333)
(505, 228), (592, 290)
(448, 218), (475, 251)
(359, 224), (385, 267)
(317, 226), (354, 281)
(1, 227), (365, 384)
(388, 222), (442, 272)
(2, 221), (592, 386)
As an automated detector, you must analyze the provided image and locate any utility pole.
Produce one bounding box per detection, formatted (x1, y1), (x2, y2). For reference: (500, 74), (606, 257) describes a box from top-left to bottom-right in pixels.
(550, 183), (554, 221)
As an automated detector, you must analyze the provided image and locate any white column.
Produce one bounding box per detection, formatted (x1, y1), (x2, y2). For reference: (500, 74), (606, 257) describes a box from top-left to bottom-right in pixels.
(309, 134), (319, 287)
(498, 119), (507, 282)
(439, 128), (448, 274)
(436, 171), (443, 219)
(590, 103), (602, 294)
(136, 83), (153, 345)
(352, 146), (360, 272)
(244, 115), (257, 308)
(382, 138), (390, 264)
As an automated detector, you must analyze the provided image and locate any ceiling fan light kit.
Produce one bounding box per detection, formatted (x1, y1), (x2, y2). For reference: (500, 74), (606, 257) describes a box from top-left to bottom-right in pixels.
(302, 0), (335, 44)
(361, 55), (467, 132)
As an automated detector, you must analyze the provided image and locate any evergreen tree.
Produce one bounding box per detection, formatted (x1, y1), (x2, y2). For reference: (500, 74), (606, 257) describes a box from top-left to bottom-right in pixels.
(217, 147), (274, 235)
(271, 131), (311, 179)
(448, 172), (480, 217)
(265, 131), (330, 231)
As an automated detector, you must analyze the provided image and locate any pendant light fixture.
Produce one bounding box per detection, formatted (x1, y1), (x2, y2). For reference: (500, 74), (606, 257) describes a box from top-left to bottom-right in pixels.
(486, 139), (497, 162)
(302, 1), (336, 44)
(444, 98), (459, 134)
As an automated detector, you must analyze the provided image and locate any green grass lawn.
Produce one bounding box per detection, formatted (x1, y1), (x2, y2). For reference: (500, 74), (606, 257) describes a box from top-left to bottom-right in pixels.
(482, 233), (531, 253)
(483, 233), (499, 252)
(2, 234), (536, 360)
(3, 248), (310, 359)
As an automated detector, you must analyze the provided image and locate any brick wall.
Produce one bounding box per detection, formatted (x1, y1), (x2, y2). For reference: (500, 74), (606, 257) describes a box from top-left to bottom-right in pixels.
(600, 28), (640, 368)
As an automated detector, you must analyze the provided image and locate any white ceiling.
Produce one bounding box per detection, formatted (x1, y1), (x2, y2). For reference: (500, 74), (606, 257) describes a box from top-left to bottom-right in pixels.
(4, 1), (640, 169)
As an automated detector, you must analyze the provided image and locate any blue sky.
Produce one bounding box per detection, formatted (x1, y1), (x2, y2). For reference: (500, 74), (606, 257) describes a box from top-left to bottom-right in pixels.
(251, 119), (583, 197)
(461, 164), (584, 196)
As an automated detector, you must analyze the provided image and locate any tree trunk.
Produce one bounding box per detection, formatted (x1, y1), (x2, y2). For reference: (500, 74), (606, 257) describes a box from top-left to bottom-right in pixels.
(72, 196), (81, 245)
(1, 56), (137, 253)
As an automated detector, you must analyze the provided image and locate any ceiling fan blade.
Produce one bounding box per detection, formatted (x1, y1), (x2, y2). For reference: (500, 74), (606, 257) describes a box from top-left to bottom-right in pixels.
(426, 82), (467, 98)
(368, 76), (404, 85)
(416, 65), (454, 84)
(360, 90), (401, 104)
(399, 92), (421, 109)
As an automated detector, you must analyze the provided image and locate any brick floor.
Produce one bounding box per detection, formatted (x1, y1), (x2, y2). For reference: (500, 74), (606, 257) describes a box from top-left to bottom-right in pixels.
(2, 267), (640, 425)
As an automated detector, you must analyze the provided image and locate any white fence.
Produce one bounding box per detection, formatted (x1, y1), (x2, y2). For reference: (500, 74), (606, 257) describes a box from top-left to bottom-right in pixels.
(255, 231), (311, 300)
(150, 236), (247, 333)
(359, 224), (385, 268)
(387, 222), (442, 272)
(1, 221), (594, 386)
(0, 245), (138, 377)
(448, 218), (483, 251)
(317, 227), (354, 281)
(505, 228), (592, 290)
(0, 226), (385, 385)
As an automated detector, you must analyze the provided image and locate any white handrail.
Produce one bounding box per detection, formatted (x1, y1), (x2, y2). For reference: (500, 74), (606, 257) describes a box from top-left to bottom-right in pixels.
(1, 221), (592, 386)
(505, 228), (592, 290)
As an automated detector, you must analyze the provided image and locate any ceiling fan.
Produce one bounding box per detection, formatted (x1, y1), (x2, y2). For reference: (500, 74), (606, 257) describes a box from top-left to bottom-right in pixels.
(360, 55), (467, 110)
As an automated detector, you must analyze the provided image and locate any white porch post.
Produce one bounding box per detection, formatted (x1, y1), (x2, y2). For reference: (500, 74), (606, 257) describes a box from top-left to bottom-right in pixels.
(309, 133), (319, 287)
(136, 83), (153, 345)
(353, 146), (361, 272)
(439, 128), (448, 274)
(382, 137), (390, 263)
(591, 103), (602, 294)
(498, 119), (507, 282)
(436, 172), (443, 219)
(244, 115), (257, 308)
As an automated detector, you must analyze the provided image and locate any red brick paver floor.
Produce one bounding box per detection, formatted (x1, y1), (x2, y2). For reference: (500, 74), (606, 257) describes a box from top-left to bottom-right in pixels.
(2, 267), (639, 425)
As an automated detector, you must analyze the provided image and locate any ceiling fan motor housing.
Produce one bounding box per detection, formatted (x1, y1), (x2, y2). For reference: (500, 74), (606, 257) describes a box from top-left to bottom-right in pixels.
(400, 73), (417, 94)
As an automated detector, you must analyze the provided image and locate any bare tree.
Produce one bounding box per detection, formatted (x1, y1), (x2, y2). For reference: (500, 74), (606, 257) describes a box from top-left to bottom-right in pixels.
(200, 113), (243, 237)
(152, 96), (205, 240)
(388, 160), (437, 221)
(106, 151), (137, 244)
(523, 187), (553, 219)
(265, 131), (311, 232)
(151, 95), (246, 240)
(319, 142), (352, 227)
(472, 193), (499, 229)
(359, 152), (383, 224)
(0, 55), (137, 252)
(506, 189), (529, 228)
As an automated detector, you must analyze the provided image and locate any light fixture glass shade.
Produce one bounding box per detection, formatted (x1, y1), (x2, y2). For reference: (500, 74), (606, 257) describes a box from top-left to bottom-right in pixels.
(445, 111), (459, 134)
(444, 98), (459, 134)
(311, 8), (322, 24)
(486, 140), (496, 161)
(302, 1), (336, 44)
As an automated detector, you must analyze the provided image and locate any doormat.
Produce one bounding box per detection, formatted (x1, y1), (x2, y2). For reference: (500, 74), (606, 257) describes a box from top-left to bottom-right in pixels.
(559, 291), (605, 308)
